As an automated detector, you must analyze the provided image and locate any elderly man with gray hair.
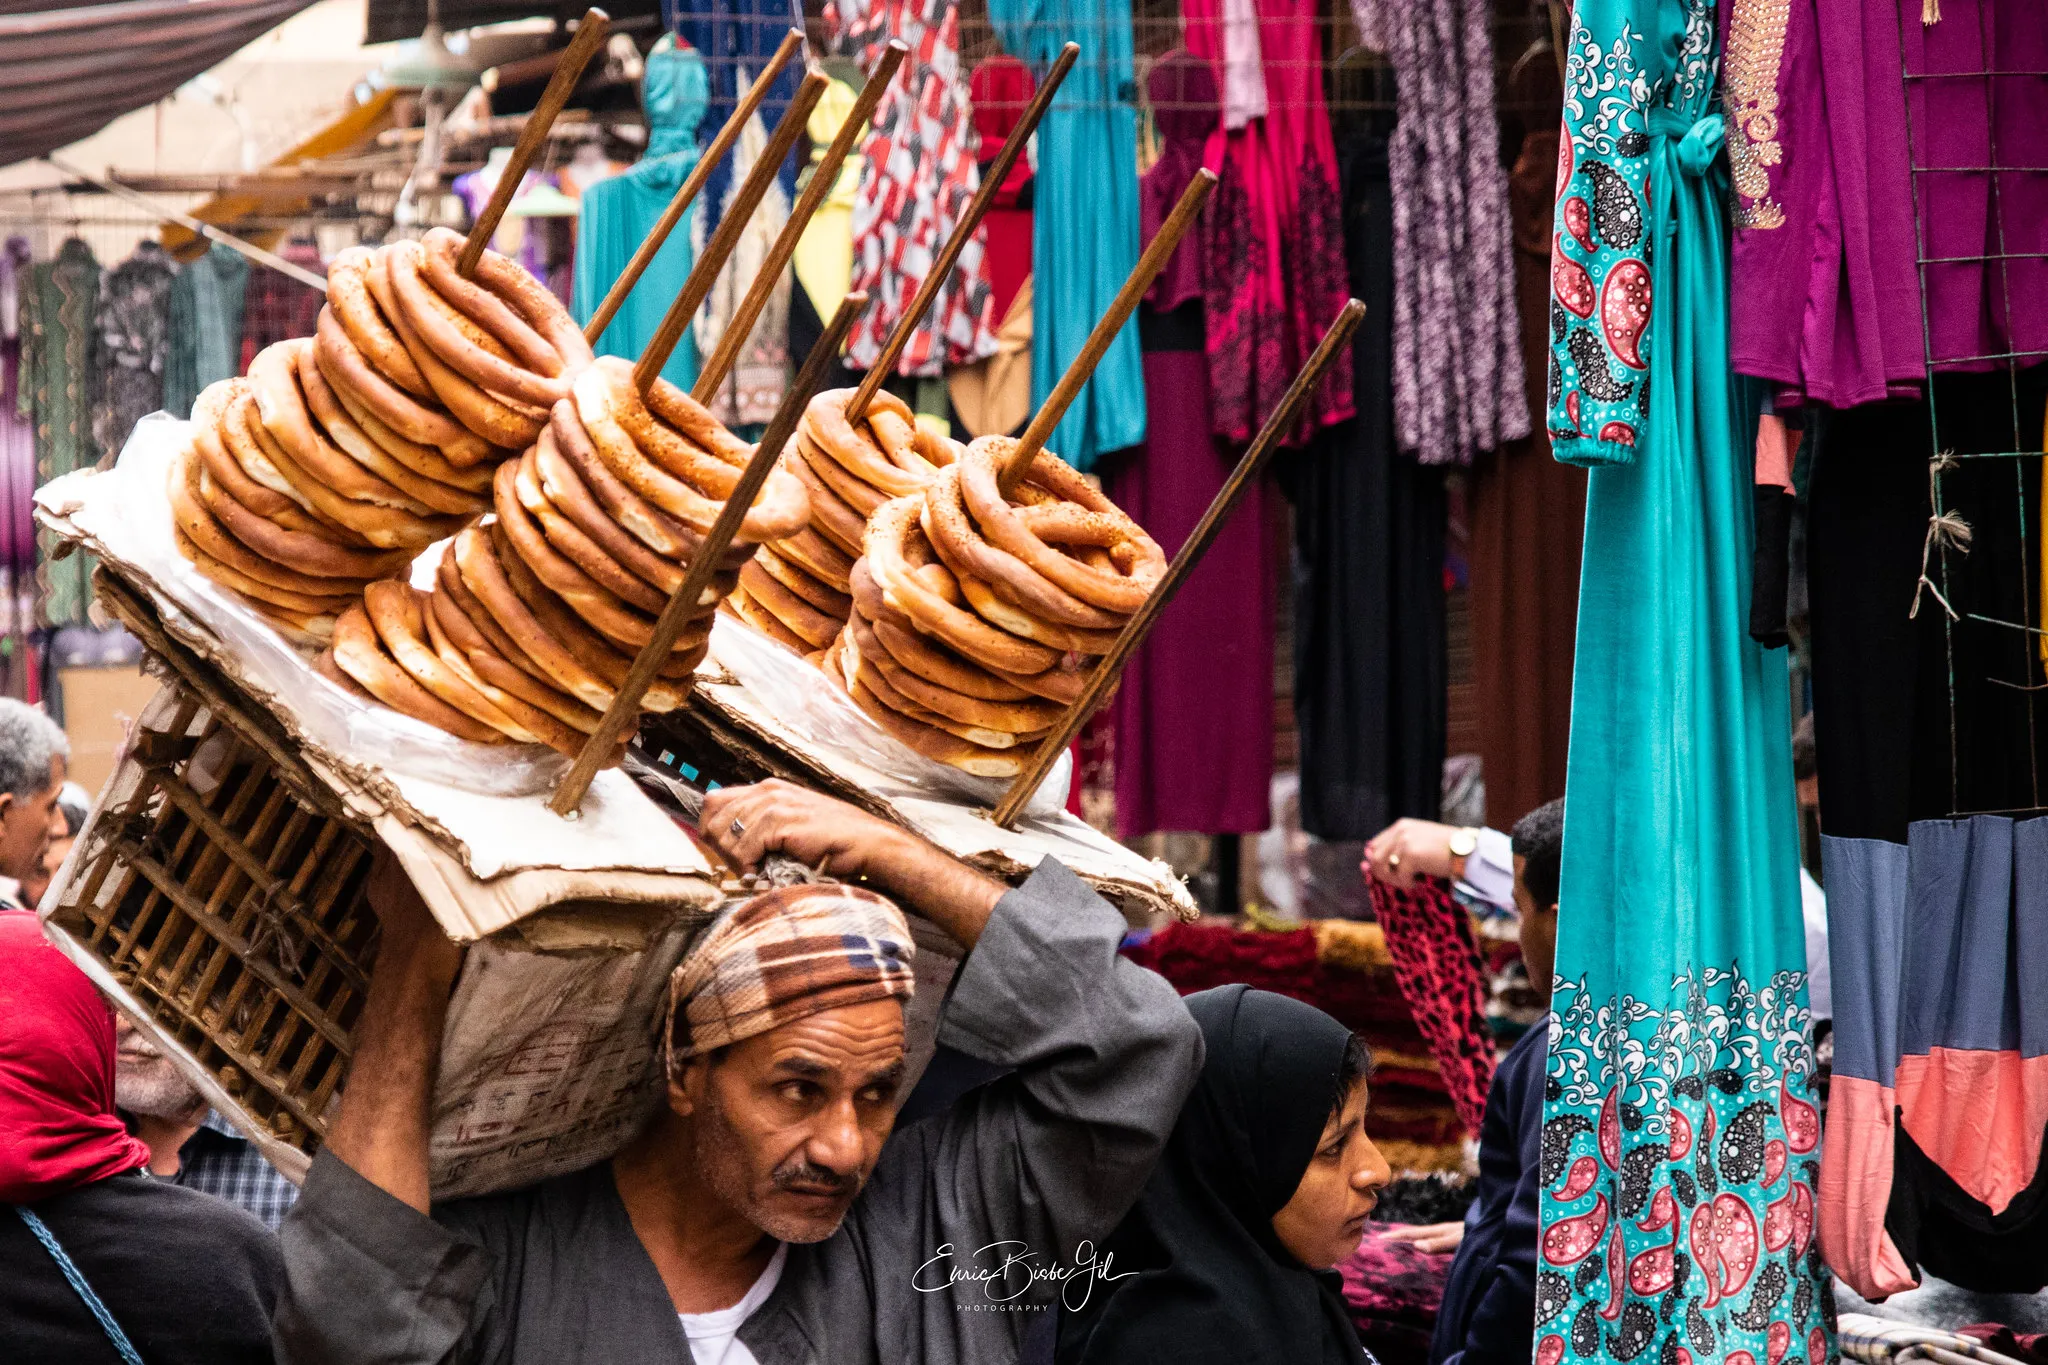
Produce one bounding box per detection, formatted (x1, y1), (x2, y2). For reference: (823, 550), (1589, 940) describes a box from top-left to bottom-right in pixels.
(0, 698), (71, 910)
(275, 780), (1205, 1365)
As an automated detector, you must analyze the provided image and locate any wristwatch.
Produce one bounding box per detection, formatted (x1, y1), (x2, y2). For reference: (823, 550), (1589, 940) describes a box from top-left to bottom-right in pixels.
(1447, 826), (1480, 860)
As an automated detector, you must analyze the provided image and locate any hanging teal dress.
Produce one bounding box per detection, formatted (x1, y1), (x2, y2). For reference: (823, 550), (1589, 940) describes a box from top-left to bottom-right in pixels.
(985, 0), (1144, 471)
(573, 36), (705, 391)
(1539, 2), (1833, 1363)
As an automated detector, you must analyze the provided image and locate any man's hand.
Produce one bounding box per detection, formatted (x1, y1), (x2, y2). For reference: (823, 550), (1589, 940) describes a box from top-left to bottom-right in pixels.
(701, 779), (1006, 948)
(1362, 818), (1458, 889)
(365, 847), (466, 991)
(1379, 1221), (1466, 1254)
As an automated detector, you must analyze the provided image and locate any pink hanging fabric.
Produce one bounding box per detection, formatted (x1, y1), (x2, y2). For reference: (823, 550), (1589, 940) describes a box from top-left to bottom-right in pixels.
(1183, 0), (1354, 446)
(1366, 875), (1497, 1136)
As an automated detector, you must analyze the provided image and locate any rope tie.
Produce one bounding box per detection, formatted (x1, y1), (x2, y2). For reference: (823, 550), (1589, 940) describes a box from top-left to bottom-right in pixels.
(1910, 453), (1970, 621)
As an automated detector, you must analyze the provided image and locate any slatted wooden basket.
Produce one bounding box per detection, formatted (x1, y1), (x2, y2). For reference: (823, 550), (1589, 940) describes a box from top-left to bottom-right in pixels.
(38, 571), (381, 1174)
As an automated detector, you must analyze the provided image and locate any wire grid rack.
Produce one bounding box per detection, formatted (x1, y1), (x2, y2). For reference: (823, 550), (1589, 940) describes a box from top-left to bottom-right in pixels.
(1901, 0), (2048, 817)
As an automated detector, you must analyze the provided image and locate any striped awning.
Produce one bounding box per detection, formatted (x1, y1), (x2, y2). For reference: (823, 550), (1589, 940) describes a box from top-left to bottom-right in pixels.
(0, 0), (317, 168)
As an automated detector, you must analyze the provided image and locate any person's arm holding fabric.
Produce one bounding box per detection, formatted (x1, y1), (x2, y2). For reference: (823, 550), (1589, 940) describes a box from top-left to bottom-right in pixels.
(1363, 817), (1515, 911)
(706, 782), (1207, 1325)
(272, 852), (500, 1365)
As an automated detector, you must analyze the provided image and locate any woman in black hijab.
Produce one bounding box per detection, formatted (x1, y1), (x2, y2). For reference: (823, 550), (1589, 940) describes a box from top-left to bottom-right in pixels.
(1057, 984), (1392, 1365)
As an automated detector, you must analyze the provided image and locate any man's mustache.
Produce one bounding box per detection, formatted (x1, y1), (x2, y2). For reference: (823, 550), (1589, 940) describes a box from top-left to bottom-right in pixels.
(772, 1158), (856, 1197)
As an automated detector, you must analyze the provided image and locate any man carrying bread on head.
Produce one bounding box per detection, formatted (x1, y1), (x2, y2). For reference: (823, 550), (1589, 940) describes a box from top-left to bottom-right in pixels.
(274, 779), (1203, 1365)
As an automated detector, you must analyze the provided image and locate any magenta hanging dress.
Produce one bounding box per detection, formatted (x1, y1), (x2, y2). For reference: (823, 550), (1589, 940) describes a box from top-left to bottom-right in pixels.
(1183, 0), (1354, 445)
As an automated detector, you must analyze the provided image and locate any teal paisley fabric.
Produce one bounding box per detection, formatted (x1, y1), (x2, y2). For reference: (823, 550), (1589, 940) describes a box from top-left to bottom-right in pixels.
(1539, 3), (1834, 1365)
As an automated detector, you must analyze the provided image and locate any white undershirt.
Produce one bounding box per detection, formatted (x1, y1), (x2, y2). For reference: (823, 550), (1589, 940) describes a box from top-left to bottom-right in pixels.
(679, 1242), (787, 1365)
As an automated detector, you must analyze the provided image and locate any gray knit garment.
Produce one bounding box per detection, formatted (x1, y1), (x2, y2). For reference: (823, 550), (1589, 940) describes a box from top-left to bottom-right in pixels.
(1353, 0), (1529, 465)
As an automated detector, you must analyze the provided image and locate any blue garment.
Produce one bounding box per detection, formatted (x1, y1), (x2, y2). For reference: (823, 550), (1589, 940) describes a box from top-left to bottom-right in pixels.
(1431, 1026), (1544, 1365)
(985, 0), (1145, 471)
(666, 0), (803, 241)
(573, 36), (707, 390)
(1539, 1), (1830, 1362)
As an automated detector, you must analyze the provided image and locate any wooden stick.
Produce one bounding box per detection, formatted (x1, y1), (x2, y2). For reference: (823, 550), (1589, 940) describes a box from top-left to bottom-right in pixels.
(844, 41), (1079, 423)
(693, 42), (906, 400)
(632, 70), (830, 394)
(996, 169), (1215, 498)
(550, 291), (872, 816)
(990, 297), (1366, 828)
(457, 9), (611, 278)
(582, 28), (805, 344)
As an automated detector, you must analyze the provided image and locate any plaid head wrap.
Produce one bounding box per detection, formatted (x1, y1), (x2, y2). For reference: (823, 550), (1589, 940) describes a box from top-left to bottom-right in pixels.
(665, 884), (916, 1068)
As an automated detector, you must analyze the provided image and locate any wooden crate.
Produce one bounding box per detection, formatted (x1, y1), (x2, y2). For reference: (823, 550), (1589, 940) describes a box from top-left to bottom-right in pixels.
(45, 680), (379, 1159)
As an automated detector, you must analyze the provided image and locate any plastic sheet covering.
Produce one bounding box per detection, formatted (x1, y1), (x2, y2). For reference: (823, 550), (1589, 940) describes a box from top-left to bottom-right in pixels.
(707, 605), (1072, 820)
(34, 415), (564, 797)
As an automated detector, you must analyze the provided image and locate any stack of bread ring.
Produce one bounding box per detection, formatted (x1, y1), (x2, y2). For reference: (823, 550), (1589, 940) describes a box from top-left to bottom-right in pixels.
(312, 356), (812, 758)
(171, 365), (467, 644)
(315, 227), (594, 461)
(830, 435), (1166, 777)
(728, 387), (962, 654)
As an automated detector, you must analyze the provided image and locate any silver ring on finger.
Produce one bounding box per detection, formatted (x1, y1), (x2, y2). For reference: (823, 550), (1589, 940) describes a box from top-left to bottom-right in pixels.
(729, 817), (746, 837)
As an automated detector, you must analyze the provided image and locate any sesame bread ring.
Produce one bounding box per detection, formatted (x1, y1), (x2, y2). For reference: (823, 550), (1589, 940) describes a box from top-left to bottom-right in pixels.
(250, 340), (440, 515)
(574, 359), (810, 543)
(845, 630), (1036, 749)
(331, 602), (507, 744)
(363, 580), (538, 744)
(327, 378), (494, 494)
(220, 386), (317, 512)
(237, 597), (337, 647)
(776, 526), (856, 594)
(362, 255), (506, 463)
(955, 571), (1123, 656)
(250, 417), (464, 552)
(168, 445), (367, 597)
(513, 445), (666, 613)
(550, 396), (701, 560)
(296, 342), (490, 517)
(422, 593), (591, 754)
(437, 542), (540, 675)
(313, 646), (378, 701)
(384, 243), (547, 450)
(958, 437), (1165, 614)
(845, 560), (1028, 699)
(314, 305), (495, 466)
(754, 543), (852, 619)
(842, 669), (1031, 778)
(493, 458), (664, 649)
(800, 387), (947, 499)
(864, 496), (1057, 677)
(196, 388), (338, 538)
(780, 441), (867, 556)
(532, 423), (686, 597)
(641, 367), (758, 470)
(491, 521), (709, 676)
(454, 526), (616, 711)
(795, 428), (889, 519)
(327, 247), (431, 399)
(195, 462), (413, 581)
(390, 236), (568, 411)
(174, 525), (361, 618)
(923, 465), (1126, 631)
(725, 583), (813, 654)
(846, 606), (1061, 737)
(418, 227), (592, 380)
(737, 558), (840, 650)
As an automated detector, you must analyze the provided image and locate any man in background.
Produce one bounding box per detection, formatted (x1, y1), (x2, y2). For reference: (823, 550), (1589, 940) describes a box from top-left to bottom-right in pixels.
(23, 779), (89, 909)
(0, 698), (71, 909)
(113, 1013), (299, 1229)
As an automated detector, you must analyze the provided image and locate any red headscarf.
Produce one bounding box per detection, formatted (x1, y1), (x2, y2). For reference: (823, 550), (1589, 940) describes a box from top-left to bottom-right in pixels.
(0, 911), (149, 1202)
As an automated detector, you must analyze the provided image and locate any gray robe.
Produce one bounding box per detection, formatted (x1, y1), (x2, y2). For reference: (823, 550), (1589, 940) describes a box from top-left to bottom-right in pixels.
(274, 858), (1204, 1365)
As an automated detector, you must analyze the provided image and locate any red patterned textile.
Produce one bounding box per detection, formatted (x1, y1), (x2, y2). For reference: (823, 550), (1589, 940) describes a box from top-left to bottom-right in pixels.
(830, 0), (997, 377)
(1367, 876), (1497, 1136)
